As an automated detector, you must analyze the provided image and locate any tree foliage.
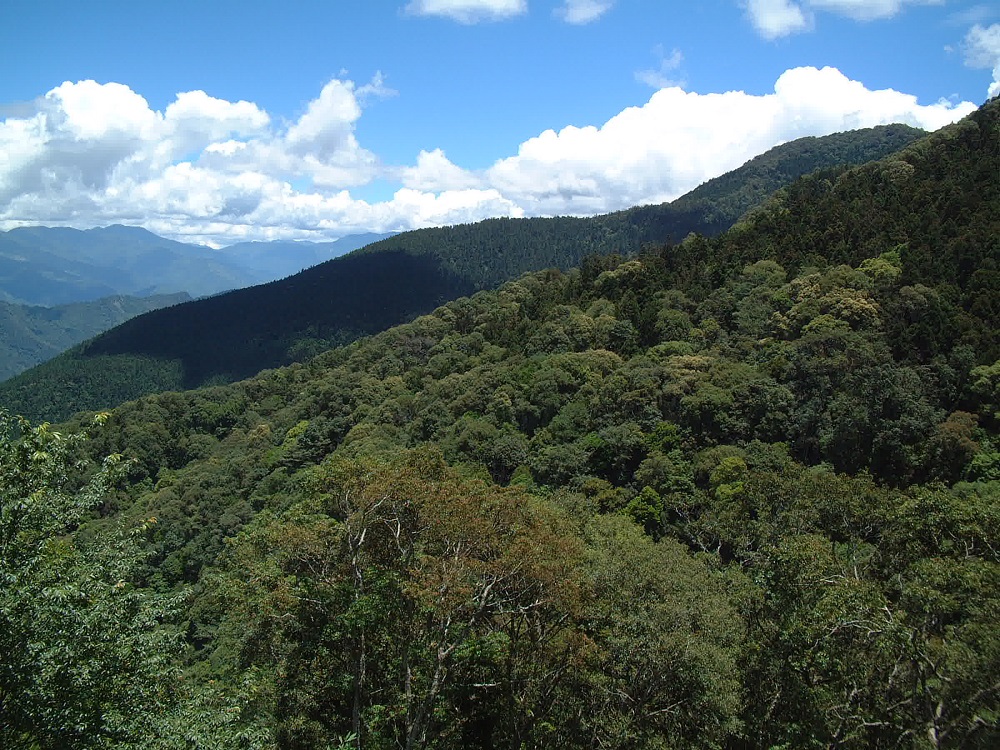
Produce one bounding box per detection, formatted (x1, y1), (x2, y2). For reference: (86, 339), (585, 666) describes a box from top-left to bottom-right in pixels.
(0, 412), (180, 749)
(2, 102), (998, 748)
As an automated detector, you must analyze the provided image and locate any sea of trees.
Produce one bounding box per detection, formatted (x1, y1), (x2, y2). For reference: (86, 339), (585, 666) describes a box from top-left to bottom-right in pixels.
(0, 103), (996, 748)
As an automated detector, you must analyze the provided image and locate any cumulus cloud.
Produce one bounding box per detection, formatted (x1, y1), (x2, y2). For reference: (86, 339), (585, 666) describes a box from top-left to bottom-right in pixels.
(0, 75), (400, 243)
(403, 0), (527, 23)
(963, 23), (1000, 97)
(0, 67), (977, 246)
(745, 0), (942, 39)
(483, 66), (975, 216)
(745, 0), (811, 39)
(399, 149), (483, 191)
(557, 0), (614, 24)
(635, 47), (685, 89)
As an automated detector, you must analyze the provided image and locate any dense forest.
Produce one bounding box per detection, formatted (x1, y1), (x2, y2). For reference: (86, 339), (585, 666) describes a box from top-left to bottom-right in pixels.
(1, 102), (997, 749)
(0, 124), (924, 424)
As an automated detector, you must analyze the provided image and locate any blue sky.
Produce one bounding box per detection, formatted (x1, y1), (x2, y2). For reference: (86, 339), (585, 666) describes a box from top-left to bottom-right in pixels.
(1, 1), (997, 246)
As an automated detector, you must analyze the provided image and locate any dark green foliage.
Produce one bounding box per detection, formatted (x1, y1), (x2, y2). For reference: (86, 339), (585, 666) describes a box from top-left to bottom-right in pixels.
(621, 122), (925, 240)
(0, 252), (476, 422)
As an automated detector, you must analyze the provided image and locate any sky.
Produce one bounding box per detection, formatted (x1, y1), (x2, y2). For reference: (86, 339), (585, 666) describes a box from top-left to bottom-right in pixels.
(0, 1), (998, 247)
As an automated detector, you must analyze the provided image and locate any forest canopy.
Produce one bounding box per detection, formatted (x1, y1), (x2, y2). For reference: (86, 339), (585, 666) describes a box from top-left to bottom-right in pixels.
(1, 102), (997, 748)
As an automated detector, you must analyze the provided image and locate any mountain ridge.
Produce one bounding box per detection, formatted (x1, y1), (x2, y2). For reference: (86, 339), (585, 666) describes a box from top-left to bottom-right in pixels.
(0, 292), (192, 382)
(0, 226), (396, 306)
(0, 123), (927, 423)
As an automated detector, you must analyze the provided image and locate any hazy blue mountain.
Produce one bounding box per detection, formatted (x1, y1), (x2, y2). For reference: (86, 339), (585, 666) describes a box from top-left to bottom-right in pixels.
(215, 232), (396, 282)
(0, 226), (396, 306)
(0, 225), (251, 305)
(0, 293), (191, 381)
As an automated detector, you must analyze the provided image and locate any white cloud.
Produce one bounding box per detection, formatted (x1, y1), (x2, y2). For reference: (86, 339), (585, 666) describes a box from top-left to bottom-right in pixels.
(46, 80), (158, 142)
(0, 76), (394, 243)
(964, 24), (1000, 97)
(636, 47), (685, 89)
(383, 187), (524, 227)
(745, 0), (942, 39)
(485, 66), (975, 215)
(399, 149), (483, 191)
(404, 0), (527, 23)
(745, 0), (812, 39)
(284, 80), (361, 156)
(557, 0), (614, 24)
(963, 23), (1000, 97)
(0, 67), (978, 246)
(161, 90), (270, 166)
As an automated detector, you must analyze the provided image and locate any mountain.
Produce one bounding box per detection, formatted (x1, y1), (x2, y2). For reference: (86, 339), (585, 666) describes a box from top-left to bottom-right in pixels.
(0, 124), (926, 423)
(215, 232), (396, 282)
(618, 123), (933, 239)
(350, 123), (925, 290)
(0, 225), (252, 305)
(0, 229), (392, 378)
(0, 225), (395, 307)
(13, 101), (997, 748)
(0, 293), (191, 382)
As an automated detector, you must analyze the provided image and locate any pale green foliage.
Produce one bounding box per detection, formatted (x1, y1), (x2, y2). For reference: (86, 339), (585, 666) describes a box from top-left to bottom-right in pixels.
(0, 411), (180, 749)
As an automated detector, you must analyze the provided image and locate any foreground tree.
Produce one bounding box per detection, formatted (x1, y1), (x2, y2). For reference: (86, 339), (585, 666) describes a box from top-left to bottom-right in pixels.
(0, 411), (179, 749)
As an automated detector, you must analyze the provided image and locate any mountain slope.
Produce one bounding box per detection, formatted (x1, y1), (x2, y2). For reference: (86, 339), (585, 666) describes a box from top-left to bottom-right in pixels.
(351, 123), (925, 289)
(42, 100), (999, 749)
(0, 124), (925, 423)
(0, 293), (191, 381)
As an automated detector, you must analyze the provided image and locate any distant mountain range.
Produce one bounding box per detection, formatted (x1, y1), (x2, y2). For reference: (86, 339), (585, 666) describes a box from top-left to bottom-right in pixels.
(0, 123), (927, 422)
(213, 233), (396, 284)
(0, 227), (395, 306)
(0, 230), (393, 380)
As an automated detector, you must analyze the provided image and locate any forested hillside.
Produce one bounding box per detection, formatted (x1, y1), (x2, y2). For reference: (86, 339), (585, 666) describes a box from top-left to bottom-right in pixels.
(2, 101), (996, 749)
(351, 123), (924, 289)
(0, 124), (924, 423)
(0, 293), (190, 381)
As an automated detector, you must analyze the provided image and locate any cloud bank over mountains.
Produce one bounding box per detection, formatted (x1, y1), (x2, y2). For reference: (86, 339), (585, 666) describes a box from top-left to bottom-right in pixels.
(0, 67), (978, 246)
